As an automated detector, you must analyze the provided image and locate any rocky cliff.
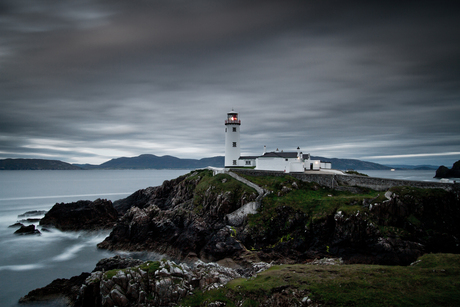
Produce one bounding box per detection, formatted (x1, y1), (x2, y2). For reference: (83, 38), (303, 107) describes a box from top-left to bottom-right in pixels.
(99, 170), (460, 266)
(99, 170), (258, 262)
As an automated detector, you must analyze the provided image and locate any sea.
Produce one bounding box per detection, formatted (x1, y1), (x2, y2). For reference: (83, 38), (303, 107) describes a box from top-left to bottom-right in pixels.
(0, 169), (189, 307)
(0, 169), (454, 306)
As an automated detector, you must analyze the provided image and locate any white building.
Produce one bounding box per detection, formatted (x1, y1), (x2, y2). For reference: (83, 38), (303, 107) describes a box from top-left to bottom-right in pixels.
(224, 111), (331, 173)
(224, 110), (241, 167)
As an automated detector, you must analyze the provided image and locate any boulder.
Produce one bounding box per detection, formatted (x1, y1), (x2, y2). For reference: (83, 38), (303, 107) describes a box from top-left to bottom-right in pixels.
(14, 224), (40, 235)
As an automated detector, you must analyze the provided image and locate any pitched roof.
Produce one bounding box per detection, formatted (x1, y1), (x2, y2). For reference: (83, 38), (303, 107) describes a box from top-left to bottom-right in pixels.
(259, 151), (299, 158)
(239, 156), (259, 160)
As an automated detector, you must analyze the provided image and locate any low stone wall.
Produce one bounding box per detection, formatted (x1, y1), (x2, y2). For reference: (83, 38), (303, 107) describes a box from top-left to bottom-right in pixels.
(233, 169), (458, 192)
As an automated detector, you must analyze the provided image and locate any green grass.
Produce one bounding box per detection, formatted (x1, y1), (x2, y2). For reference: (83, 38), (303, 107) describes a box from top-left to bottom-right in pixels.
(179, 253), (460, 307)
(190, 170), (257, 213)
(238, 174), (382, 247)
(345, 170), (369, 176)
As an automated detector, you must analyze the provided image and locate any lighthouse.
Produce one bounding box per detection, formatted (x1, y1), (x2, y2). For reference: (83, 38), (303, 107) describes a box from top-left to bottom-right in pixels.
(224, 110), (241, 167)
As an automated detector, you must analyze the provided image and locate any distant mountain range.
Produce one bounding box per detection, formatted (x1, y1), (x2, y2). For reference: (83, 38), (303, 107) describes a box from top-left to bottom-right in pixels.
(0, 158), (82, 170)
(0, 155), (438, 171)
(74, 154), (223, 170)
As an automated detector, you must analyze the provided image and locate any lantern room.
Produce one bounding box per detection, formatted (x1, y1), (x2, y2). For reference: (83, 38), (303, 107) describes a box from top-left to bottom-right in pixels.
(225, 111), (241, 125)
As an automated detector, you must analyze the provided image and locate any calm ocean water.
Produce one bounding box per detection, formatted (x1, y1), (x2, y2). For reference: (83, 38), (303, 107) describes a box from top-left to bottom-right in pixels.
(357, 169), (442, 182)
(0, 169), (453, 306)
(0, 169), (189, 307)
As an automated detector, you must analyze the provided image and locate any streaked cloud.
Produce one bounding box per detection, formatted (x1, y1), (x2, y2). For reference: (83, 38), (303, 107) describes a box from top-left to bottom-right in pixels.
(0, 0), (459, 166)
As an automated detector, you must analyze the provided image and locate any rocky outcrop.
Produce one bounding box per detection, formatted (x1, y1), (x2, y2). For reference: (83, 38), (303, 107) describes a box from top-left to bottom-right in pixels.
(78, 259), (242, 307)
(99, 170), (460, 266)
(92, 255), (144, 272)
(20, 255), (268, 307)
(18, 210), (47, 217)
(98, 170), (257, 262)
(242, 186), (460, 265)
(40, 199), (118, 231)
(435, 160), (460, 178)
(14, 224), (41, 235)
(112, 174), (192, 214)
(19, 272), (91, 305)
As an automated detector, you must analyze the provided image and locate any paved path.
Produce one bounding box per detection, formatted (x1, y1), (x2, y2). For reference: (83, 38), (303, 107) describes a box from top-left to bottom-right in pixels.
(227, 171), (264, 196)
(224, 171), (266, 226)
(384, 191), (393, 200)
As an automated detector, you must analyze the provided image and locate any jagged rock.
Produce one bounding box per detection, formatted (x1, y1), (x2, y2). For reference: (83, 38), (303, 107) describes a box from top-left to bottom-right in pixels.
(92, 255), (144, 272)
(40, 198), (118, 231)
(19, 218), (41, 223)
(68, 258), (249, 307)
(14, 224), (40, 235)
(8, 222), (24, 228)
(19, 272), (90, 304)
(200, 226), (244, 261)
(98, 170), (256, 262)
(18, 210), (47, 217)
(101, 170), (458, 267)
(435, 160), (460, 178)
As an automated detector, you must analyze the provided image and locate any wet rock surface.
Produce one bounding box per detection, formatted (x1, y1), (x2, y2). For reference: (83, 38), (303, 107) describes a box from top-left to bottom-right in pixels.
(39, 198), (118, 231)
(19, 272), (91, 304)
(14, 224), (41, 235)
(18, 210), (47, 217)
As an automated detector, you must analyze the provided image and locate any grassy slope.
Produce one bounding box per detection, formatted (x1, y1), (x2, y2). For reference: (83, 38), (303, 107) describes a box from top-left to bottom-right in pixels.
(238, 174), (384, 250)
(180, 253), (460, 307)
(187, 169), (258, 213)
(234, 173), (457, 252)
(178, 173), (460, 306)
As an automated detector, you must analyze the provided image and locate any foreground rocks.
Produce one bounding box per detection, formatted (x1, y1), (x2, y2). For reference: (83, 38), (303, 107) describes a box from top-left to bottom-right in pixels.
(20, 255), (268, 307)
(39, 198), (118, 231)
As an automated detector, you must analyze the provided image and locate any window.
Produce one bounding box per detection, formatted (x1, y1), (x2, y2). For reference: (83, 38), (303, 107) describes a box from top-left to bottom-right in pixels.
(285, 159), (288, 161)
(233, 142), (237, 147)
(233, 160), (237, 165)
(233, 127), (236, 132)
(245, 161), (251, 165)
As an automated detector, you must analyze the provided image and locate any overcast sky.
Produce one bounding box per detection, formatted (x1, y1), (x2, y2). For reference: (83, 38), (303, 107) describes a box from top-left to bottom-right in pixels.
(1, 0), (459, 166)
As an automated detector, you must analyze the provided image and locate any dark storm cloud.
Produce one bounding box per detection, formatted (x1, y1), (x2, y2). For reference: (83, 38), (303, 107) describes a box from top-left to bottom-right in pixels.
(1, 0), (459, 165)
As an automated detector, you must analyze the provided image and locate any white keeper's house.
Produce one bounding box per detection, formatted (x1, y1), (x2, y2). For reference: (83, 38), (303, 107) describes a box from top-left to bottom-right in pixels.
(224, 110), (332, 173)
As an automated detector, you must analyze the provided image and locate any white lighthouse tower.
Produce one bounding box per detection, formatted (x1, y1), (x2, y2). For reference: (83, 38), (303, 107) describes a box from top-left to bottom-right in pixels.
(224, 110), (241, 167)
